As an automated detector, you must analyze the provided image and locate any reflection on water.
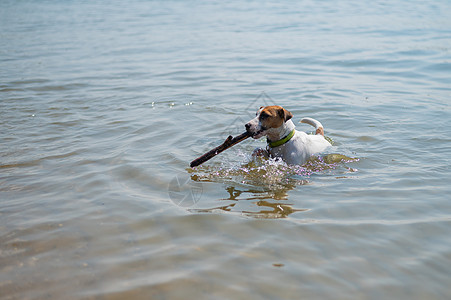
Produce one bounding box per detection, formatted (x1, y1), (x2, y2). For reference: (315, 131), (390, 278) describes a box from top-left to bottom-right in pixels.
(189, 154), (358, 218)
(192, 198), (306, 219)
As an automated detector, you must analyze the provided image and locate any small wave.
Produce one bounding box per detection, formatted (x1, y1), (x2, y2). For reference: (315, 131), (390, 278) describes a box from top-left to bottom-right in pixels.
(190, 153), (359, 192)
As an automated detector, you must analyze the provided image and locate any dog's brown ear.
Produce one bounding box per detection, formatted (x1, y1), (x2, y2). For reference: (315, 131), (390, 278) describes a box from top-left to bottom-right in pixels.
(278, 107), (293, 122)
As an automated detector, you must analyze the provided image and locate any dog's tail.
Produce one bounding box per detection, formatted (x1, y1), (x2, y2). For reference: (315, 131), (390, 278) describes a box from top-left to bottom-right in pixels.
(300, 117), (325, 136)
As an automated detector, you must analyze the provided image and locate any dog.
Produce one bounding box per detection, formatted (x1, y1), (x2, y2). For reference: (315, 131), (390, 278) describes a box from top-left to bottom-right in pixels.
(245, 105), (331, 165)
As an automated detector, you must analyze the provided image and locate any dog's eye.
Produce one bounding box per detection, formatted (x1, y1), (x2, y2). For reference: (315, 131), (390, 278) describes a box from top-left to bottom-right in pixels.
(259, 113), (269, 120)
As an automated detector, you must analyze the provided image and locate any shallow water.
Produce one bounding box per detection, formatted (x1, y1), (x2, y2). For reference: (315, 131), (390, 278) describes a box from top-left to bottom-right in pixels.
(1, 0), (451, 299)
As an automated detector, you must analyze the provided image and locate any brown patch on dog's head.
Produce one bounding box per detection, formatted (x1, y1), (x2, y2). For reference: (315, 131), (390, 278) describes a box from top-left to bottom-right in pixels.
(259, 106), (293, 129)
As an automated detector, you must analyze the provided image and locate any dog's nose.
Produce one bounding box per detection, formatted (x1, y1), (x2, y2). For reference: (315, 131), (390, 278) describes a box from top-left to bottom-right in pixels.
(245, 123), (251, 131)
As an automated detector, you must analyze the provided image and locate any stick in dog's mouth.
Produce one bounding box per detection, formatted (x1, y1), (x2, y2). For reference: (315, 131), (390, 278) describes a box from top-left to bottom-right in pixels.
(249, 127), (267, 139)
(253, 129), (264, 136)
(190, 131), (251, 168)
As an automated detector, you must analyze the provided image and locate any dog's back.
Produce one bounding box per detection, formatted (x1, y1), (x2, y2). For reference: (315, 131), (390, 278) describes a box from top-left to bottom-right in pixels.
(269, 117), (330, 165)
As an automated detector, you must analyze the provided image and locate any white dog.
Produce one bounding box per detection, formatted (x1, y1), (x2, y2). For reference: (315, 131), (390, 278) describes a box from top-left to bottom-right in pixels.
(245, 105), (331, 165)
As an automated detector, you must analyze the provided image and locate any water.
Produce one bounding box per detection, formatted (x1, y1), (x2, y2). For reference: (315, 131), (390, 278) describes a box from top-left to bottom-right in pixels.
(1, 0), (451, 299)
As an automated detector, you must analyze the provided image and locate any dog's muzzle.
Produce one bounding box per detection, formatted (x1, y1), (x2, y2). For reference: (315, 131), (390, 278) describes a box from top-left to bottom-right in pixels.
(245, 122), (266, 138)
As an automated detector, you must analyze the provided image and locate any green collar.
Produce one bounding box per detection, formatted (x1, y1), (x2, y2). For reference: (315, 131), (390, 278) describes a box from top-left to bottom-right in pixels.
(267, 129), (295, 148)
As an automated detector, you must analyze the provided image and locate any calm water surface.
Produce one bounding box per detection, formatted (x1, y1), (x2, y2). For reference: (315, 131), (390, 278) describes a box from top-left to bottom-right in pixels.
(1, 0), (451, 299)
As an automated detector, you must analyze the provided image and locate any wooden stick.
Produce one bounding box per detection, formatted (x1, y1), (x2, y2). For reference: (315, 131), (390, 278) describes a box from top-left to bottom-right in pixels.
(190, 132), (251, 168)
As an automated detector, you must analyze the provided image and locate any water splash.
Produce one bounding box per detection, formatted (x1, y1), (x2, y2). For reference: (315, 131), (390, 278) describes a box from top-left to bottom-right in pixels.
(189, 152), (359, 191)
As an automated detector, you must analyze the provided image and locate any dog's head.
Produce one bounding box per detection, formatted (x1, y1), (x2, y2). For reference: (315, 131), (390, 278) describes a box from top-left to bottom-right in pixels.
(245, 105), (293, 139)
